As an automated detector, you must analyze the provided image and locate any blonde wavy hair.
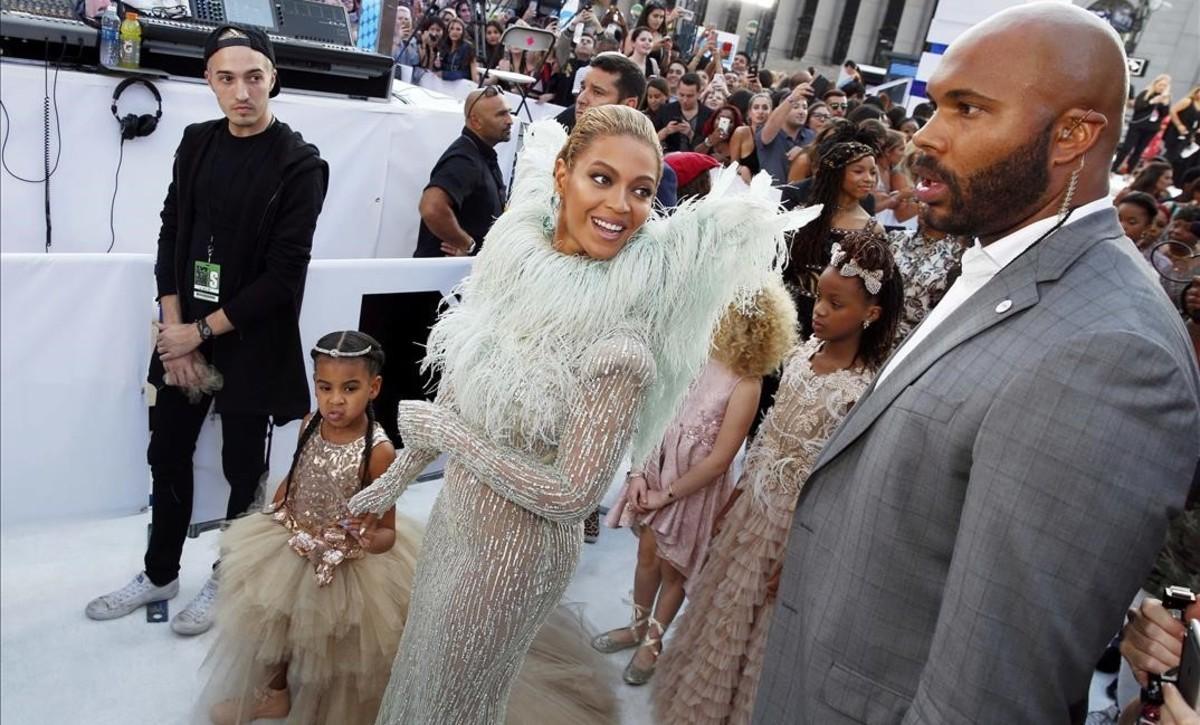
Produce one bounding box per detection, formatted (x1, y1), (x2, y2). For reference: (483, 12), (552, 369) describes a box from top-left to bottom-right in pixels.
(556, 104), (663, 185)
(711, 280), (798, 377)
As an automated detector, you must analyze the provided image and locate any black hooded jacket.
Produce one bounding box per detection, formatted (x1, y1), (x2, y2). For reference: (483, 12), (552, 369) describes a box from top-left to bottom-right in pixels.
(151, 118), (329, 424)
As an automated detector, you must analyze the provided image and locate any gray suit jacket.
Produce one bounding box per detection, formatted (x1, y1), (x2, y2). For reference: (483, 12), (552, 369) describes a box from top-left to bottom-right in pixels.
(752, 208), (1200, 724)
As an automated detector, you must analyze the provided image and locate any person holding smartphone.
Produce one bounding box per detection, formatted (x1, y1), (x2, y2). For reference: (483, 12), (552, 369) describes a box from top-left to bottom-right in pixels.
(696, 105), (743, 163)
(756, 80), (814, 184)
(658, 72), (712, 153)
(1118, 593), (1200, 724)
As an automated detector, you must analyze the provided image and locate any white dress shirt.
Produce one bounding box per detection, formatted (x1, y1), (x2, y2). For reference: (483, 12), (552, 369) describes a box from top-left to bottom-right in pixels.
(875, 196), (1114, 384)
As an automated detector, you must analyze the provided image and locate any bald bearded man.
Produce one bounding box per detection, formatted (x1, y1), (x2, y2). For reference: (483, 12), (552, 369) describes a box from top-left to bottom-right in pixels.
(752, 3), (1200, 723)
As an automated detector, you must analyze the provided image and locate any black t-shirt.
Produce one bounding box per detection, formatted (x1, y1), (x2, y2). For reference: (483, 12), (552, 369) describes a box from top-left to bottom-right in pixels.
(188, 120), (284, 320)
(415, 128), (506, 258)
(657, 101), (711, 153)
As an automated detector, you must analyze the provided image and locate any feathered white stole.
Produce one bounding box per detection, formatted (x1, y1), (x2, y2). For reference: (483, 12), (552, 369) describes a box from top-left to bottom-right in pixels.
(425, 121), (820, 463)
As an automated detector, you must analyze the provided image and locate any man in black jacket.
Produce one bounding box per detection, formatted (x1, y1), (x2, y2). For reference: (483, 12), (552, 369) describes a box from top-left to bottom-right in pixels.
(656, 72), (711, 154)
(86, 25), (329, 635)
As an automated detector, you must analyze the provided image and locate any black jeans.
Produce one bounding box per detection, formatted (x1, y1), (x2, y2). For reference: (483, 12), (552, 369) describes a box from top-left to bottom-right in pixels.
(1112, 125), (1158, 173)
(143, 385), (269, 586)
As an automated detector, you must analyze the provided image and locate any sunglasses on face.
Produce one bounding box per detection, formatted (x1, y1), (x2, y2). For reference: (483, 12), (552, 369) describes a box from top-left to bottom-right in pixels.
(811, 112), (831, 120)
(827, 102), (848, 109)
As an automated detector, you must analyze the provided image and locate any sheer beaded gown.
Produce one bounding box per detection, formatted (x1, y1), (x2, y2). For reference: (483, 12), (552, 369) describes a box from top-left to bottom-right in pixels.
(349, 120), (817, 724)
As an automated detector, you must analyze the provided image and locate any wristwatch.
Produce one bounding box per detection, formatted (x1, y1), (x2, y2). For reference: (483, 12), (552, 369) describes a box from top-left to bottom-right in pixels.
(196, 318), (214, 342)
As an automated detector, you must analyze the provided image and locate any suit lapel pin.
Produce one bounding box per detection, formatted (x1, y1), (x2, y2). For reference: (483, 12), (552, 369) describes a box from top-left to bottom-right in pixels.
(995, 299), (1013, 313)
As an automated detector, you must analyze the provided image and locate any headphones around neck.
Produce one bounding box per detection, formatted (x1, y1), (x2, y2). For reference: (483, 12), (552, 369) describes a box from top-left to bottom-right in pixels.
(111, 78), (163, 141)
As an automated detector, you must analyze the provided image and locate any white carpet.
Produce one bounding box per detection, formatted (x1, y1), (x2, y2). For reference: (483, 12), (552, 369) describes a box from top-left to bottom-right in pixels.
(0, 479), (654, 725)
(0, 472), (1118, 724)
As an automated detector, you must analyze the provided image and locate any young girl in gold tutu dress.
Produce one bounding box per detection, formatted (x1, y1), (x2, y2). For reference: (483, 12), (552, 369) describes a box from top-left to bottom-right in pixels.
(199, 330), (616, 725)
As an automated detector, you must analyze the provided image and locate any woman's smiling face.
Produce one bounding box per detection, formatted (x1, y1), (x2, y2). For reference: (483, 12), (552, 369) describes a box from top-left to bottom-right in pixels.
(552, 134), (660, 260)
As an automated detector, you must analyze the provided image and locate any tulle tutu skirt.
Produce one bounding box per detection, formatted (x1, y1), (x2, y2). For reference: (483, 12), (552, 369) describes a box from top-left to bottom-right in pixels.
(195, 512), (616, 725)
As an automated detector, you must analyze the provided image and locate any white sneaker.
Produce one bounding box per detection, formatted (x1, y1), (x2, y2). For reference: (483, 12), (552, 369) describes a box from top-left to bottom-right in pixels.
(85, 572), (178, 621)
(171, 575), (218, 636)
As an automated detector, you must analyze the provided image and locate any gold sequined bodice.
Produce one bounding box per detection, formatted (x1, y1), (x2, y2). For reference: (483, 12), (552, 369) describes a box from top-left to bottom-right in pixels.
(744, 340), (871, 507)
(287, 422), (391, 531)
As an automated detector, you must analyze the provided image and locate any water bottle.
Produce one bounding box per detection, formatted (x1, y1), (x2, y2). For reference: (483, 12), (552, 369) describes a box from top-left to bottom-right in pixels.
(118, 11), (141, 69)
(99, 5), (120, 67)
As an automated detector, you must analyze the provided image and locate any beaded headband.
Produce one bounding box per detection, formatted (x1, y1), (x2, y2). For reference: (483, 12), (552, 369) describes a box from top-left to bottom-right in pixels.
(821, 141), (876, 170)
(829, 241), (883, 294)
(312, 345), (374, 358)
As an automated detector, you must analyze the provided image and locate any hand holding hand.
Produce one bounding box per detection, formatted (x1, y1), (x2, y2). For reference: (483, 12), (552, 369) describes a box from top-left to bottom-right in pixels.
(641, 489), (671, 511)
(626, 473), (648, 511)
(344, 513), (386, 552)
(156, 321), (202, 361)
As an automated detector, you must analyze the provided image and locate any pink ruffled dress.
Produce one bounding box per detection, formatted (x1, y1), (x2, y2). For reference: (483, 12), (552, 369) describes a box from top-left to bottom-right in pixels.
(605, 359), (744, 588)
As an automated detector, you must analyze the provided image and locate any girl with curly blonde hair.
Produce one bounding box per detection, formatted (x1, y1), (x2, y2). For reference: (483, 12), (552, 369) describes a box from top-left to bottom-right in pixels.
(654, 230), (904, 725)
(595, 281), (798, 686)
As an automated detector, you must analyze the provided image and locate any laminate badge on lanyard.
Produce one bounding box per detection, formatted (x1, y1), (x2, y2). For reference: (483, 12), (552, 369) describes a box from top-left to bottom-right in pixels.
(193, 261), (221, 303)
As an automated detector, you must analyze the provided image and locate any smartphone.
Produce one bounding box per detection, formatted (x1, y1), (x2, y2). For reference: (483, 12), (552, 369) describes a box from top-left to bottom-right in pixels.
(717, 116), (731, 135)
(811, 74), (832, 99)
(574, 21), (585, 44)
(1181, 619), (1199, 708)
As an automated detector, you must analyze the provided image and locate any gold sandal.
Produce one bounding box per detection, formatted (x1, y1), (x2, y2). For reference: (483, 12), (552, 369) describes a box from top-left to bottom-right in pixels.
(622, 615), (664, 686)
(591, 603), (649, 654)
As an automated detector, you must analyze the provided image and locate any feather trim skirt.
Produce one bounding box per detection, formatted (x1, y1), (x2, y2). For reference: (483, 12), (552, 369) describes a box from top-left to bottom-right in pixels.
(195, 513), (617, 725)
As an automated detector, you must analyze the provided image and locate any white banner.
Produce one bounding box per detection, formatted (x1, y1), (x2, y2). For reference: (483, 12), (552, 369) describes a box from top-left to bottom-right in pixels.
(0, 62), (559, 259)
(0, 252), (472, 525)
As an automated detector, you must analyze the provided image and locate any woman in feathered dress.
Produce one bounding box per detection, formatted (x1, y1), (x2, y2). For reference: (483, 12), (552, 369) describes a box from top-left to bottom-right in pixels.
(347, 105), (818, 724)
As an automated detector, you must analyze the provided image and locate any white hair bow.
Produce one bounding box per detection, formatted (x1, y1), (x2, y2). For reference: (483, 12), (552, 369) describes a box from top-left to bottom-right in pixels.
(829, 242), (883, 295)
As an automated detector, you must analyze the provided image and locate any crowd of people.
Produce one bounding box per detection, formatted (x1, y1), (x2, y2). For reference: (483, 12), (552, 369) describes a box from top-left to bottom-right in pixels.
(75, 1), (1200, 724)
